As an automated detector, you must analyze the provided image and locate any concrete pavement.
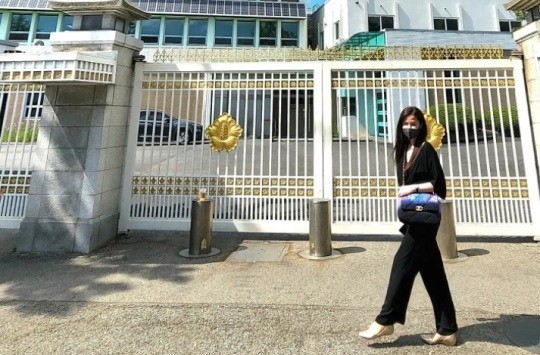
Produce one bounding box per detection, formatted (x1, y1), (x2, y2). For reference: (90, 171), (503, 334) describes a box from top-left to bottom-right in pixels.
(0, 229), (539, 354)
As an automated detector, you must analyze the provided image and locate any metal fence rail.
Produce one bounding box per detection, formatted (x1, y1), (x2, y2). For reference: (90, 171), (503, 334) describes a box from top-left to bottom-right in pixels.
(0, 84), (42, 228)
(120, 60), (540, 236)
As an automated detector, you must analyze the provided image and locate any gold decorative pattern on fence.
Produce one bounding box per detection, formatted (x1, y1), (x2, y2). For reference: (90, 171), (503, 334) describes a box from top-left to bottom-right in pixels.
(0, 176), (31, 194)
(330, 78), (515, 88)
(332, 178), (528, 199)
(153, 45), (504, 63)
(141, 79), (315, 89)
(131, 176), (315, 197)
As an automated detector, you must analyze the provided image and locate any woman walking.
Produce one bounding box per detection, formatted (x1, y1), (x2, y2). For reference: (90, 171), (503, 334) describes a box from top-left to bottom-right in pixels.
(358, 106), (458, 346)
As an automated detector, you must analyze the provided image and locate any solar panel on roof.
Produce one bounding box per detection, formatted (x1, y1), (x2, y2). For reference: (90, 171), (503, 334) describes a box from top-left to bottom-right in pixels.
(216, 0), (224, 14)
(273, 3), (281, 17)
(265, 3), (272, 16)
(282, 3), (290, 16)
(208, 0), (216, 13)
(200, 0), (208, 13)
(249, 2), (257, 15)
(225, 1), (232, 14)
(290, 3), (298, 17)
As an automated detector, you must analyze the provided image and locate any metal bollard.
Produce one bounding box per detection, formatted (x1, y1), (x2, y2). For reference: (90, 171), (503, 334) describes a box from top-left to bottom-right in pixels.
(179, 197), (220, 258)
(436, 200), (466, 261)
(299, 198), (341, 260)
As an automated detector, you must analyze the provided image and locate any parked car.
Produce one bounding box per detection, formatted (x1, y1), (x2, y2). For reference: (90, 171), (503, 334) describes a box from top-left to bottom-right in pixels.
(138, 110), (204, 144)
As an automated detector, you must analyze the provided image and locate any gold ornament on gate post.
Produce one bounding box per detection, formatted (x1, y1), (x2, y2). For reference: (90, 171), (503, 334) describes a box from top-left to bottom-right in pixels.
(425, 113), (445, 151)
(205, 112), (243, 152)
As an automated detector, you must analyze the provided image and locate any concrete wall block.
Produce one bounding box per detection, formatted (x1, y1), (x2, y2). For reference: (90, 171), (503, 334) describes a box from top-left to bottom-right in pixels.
(115, 65), (134, 87)
(57, 86), (95, 106)
(93, 86), (108, 105)
(38, 105), (59, 127)
(107, 125), (127, 148)
(116, 47), (136, 67)
(88, 126), (108, 149)
(49, 126), (90, 149)
(90, 106), (106, 127)
(24, 195), (42, 218)
(43, 171), (84, 195)
(39, 194), (81, 219)
(112, 86), (132, 106)
(99, 188), (121, 216)
(31, 148), (49, 171)
(102, 167), (122, 192)
(46, 148), (87, 171)
(56, 106), (93, 127)
(85, 148), (106, 172)
(35, 125), (52, 150)
(74, 219), (100, 253)
(33, 221), (76, 252)
(81, 171), (104, 195)
(105, 147), (126, 170)
(97, 213), (119, 248)
(17, 219), (37, 252)
(28, 171), (45, 195)
(110, 106), (130, 126)
(44, 86), (58, 106)
(78, 193), (101, 219)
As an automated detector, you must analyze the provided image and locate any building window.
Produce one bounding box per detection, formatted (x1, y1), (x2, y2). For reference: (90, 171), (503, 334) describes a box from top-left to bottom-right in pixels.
(237, 21), (255, 46)
(319, 30), (324, 48)
(35, 14), (58, 39)
(259, 21), (277, 46)
(23, 92), (44, 119)
(499, 20), (521, 32)
(164, 18), (184, 44)
(9, 13), (32, 41)
(128, 21), (136, 35)
(334, 21), (340, 41)
(281, 22), (298, 47)
(444, 70), (462, 104)
(62, 15), (73, 31)
(368, 16), (394, 31)
(434, 18), (459, 30)
(140, 18), (160, 44)
(532, 6), (540, 21)
(188, 19), (208, 46)
(215, 20), (233, 46)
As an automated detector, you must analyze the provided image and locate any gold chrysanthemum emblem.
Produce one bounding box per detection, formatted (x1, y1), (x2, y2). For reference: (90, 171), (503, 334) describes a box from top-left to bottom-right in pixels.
(205, 112), (243, 152)
(425, 113), (445, 151)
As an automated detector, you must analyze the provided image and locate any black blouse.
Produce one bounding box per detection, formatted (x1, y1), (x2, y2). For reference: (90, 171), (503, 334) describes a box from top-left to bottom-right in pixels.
(398, 142), (447, 199)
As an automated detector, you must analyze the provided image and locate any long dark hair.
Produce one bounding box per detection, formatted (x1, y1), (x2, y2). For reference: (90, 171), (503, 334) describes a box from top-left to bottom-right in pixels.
(394, 106), (428, 164)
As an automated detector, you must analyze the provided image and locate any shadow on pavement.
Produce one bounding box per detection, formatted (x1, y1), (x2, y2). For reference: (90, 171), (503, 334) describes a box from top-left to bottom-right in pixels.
(368, 314), (540, 351)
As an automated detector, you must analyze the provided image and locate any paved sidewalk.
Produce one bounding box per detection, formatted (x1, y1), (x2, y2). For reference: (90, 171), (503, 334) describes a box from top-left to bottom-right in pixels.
(0, 229), (539, 354)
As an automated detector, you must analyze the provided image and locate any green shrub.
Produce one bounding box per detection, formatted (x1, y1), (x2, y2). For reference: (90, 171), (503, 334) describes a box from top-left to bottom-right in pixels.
(426, 104), (478, 128)
(1, 125), (39, 143)
(485, 106), (519, 134)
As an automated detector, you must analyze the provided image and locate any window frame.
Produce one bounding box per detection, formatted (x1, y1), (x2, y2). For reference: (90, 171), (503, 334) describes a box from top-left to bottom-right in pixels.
(23, 92), (44, 120)
(214, 19), (233, 47)
(367, 15), (394, 32)
(164, 17), (185, 45)
(280, 21), (299, 47)
(499, 19), (521, 32)
(9, 13), (33, 41)
(259, 20), (277, 47)
(237, 20), (255, 46)
(433, 17), (459, 30)
(34, 14), (59, 40)
(140, 18), (161, 44)
(188, 18), (208, 46)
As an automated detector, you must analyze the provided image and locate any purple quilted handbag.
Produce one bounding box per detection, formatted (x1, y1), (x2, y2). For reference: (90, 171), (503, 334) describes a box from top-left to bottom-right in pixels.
(397, 193), (441, 225)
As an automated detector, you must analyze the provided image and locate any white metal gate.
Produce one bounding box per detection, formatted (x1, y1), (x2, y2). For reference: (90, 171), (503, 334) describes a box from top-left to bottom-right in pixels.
(0, 84), (42, 228)
(119, 58), (540, 236)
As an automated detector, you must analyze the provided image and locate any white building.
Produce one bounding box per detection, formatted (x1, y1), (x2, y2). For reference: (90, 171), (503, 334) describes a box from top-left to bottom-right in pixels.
(311, 0), (521, 49)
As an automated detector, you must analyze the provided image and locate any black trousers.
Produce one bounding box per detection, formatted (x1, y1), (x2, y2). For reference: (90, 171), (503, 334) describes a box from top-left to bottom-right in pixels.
(375, 223), (458, 335)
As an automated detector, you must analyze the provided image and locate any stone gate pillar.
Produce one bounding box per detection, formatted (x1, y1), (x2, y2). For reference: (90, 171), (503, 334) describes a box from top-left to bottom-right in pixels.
(17, 0), (149, 252)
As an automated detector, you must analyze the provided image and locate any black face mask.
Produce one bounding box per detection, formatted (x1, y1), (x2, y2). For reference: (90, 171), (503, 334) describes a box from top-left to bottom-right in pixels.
(403, 127), (420, 140)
